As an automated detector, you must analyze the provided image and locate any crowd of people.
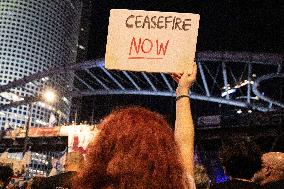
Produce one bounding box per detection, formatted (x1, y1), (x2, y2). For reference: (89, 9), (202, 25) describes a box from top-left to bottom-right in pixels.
(0, 63), (283, 188)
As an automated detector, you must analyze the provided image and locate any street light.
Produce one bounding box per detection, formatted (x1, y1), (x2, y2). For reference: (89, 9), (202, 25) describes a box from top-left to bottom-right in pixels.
(23, 89), (57, 154)
(42, 89), (57, 104)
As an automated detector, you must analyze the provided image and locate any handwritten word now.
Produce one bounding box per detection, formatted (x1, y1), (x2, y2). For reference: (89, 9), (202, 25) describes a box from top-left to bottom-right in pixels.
(128, 37), (169, 59)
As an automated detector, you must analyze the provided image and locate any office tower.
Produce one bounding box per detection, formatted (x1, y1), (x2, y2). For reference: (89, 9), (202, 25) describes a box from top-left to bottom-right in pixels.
(0, 0), (82, 128)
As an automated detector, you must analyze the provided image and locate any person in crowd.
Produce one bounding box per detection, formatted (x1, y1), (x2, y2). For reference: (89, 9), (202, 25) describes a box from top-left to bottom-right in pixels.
(30, 151), (84, 189)
(194, 164), (211, 189)
(72, 63), (197, 188)
(0, 150), (31, 175)
(211, 138), (262, 189)
(253, 152), (284, 188)
(0, 165), (13, 189)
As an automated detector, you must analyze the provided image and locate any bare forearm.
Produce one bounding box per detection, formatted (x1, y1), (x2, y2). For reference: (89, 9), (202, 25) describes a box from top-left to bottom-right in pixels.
(172, 63), (197, 176)
(175, 92), (194, 176)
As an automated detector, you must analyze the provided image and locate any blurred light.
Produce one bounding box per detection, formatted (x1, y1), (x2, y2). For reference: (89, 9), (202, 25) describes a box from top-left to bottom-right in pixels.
(237, 109), (242, 114)
(0, 92), (24, 102)
(35, 119), (48, 125)
(41, 77), (49, 81)
(78, 45), (85, 50)
(43, 89), (57, 103)
(221, 88), (236, 97)
(62, 96), (70, 105)
(214, 167), (229, 183)
(248, 110), (252, 113)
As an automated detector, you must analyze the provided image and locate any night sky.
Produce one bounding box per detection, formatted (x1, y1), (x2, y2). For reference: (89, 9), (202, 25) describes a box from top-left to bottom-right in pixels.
(87, 0), (283, 59)
(73, 0), (283, 124)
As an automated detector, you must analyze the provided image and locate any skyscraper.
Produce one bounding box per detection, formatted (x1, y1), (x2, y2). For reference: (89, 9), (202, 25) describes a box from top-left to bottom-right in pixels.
(0, 0), (82, 128)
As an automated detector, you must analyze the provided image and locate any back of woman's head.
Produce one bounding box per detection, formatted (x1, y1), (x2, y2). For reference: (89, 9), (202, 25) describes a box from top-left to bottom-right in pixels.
(0, 165), (13, 186)
(194, 164), (210, 189)
(219, 138), (262, 179)
(73, 106), (184, 189)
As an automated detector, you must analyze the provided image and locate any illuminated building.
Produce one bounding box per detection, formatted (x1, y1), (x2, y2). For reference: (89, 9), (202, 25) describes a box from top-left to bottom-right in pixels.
(0, 0), (82, 127)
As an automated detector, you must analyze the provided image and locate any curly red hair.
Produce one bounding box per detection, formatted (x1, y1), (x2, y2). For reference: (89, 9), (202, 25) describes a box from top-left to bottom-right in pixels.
(73, 106), (185, 188)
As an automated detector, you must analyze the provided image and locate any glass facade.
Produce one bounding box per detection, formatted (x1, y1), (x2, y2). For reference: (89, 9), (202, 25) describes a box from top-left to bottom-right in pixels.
(0, 0), (82, 128)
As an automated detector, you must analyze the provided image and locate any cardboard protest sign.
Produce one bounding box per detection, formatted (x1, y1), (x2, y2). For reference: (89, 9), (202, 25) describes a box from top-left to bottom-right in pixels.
(105, 9), (200, 73)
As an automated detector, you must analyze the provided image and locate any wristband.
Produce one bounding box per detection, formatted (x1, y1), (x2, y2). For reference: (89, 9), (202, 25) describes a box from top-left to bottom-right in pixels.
(176, 95), (190, 101)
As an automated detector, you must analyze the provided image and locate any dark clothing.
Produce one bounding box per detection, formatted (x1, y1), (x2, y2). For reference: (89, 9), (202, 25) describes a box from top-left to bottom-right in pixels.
(260, 180), (284, 189)
(211, 179), (259, 189)
(31, 171), (76, 189)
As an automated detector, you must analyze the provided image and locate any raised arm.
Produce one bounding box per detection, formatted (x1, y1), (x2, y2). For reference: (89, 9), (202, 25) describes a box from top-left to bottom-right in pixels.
(172, 63), (197, 176)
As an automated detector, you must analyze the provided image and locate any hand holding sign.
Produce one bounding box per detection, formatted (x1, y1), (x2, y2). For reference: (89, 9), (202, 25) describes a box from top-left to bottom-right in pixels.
(105, 9), (200, 73)
(171, 62), (197, 96)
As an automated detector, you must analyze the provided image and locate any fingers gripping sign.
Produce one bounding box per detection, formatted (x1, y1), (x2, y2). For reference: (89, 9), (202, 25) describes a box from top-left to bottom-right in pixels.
(171, 62), (197, 96)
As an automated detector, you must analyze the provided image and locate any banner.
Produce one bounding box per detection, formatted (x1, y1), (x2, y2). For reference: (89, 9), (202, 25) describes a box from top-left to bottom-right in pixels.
(29, 127), (60, 137)
(105, 9), (200, 73)
(60, 125), (99, 153)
